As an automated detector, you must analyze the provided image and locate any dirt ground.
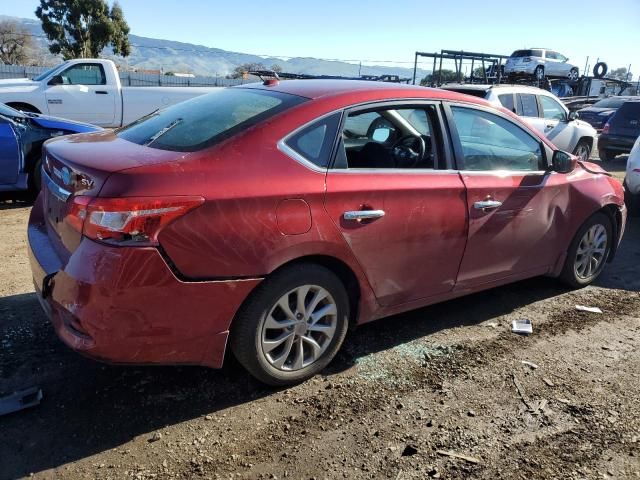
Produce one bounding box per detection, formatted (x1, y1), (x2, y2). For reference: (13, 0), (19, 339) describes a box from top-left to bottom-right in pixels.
(1, 156), (639, 480)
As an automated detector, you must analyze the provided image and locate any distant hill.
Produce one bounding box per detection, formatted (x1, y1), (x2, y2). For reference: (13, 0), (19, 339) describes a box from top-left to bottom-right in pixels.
(1, 15), (430, 80)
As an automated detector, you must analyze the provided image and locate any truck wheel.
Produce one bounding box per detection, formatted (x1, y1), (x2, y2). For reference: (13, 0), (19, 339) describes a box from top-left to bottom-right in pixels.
(598, 149), (616, 162)
(559, 212), (612, 288)
(573, 140), (591, 162)
(7, 103), (40, 114)
(534, 66), (545, 81)
(230, 263), (349, 386)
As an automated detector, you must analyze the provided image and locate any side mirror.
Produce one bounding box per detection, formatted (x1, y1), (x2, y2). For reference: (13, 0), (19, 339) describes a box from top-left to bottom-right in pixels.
(552, 150), (577, 174)
(48, 75), (63, 86)
(568, 111), (579, 121)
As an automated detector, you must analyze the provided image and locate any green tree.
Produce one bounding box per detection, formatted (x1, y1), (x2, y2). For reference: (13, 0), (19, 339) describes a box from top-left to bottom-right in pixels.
(0, 20), (35, 64)
(420, 69), (459, 86)
(230, 62), (266, 79)
(270, 64), (283, 73)
(606, 67), (633, 82)
(35, 0), (131, 60)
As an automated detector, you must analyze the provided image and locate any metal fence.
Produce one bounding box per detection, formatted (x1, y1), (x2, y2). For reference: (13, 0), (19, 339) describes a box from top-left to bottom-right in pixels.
(0, 64), (245, 87)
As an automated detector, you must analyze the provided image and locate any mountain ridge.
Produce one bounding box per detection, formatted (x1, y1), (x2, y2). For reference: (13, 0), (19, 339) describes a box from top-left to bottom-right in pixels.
(0, 15), (429, 80)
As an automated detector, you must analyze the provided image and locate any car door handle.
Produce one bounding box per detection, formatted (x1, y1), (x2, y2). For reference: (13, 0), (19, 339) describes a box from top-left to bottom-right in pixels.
(343, 210), (385, 221)
(545, 123), (555, 129)
(95, 91), (108, 95)
(473, 200), (502, 211)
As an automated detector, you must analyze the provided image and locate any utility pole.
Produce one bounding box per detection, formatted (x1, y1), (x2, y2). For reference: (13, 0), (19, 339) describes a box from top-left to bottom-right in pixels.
(358, 61), (362, 77)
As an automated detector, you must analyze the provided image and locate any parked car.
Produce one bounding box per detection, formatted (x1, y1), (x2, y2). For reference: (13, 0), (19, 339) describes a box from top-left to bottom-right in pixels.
(624, 136), (640, 215)
(28, 80), (626, 386)
(598, 100), (640, 161)
(0, 102), (100, 193)
(440, 84), (596, 160)
(0, 59), (215, 127)
(578, 96), (640, 131)
(504, 48), (580, 81)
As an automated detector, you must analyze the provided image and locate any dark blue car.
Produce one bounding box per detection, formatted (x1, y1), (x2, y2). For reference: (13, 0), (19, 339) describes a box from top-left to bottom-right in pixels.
(0, 103), (100, 193)
(578, 96), (640, 131)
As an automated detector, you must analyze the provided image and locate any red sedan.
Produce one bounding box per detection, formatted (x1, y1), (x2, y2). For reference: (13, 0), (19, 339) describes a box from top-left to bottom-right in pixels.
(28, 80), (626, 385)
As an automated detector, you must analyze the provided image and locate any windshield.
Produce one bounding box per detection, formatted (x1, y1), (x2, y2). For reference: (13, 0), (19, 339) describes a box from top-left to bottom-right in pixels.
(0, 103), (25, 119)
(117, 88), (307, 152)
(32, 64), (64, 82)
(593, 97), (631, 109)
(511, 49), (542, 58)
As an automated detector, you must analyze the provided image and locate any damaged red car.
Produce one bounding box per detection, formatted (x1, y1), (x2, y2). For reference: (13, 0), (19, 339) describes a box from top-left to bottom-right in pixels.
(28, 80), (626, 385)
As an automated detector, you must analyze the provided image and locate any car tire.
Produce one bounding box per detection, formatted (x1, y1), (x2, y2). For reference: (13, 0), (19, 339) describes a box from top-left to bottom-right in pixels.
(568, 68), (579, 82)
(230, 263), (350, 386)
(573, 140), (591, 162)
(29, 157), (43, 195)
(598, 149), (616, 162)
(534, 66), (545, 81)
(624, 184), (639, 217)
(559, 212), (612, 288)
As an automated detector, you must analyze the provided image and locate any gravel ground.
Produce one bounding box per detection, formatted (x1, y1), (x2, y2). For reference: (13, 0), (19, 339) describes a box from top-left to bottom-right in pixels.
(0, 156), (639, 480)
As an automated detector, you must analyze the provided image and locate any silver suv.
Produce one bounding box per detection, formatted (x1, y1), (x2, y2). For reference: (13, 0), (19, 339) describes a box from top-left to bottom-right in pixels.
(504, 49), (580, 81)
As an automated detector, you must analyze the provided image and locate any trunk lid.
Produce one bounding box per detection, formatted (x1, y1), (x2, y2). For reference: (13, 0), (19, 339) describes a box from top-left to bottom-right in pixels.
(42, 130), (186, 256)
(610, 102), (640, 137)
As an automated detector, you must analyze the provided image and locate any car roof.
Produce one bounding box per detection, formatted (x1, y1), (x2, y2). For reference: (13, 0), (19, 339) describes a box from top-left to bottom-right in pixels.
(238, 79), (492, 105)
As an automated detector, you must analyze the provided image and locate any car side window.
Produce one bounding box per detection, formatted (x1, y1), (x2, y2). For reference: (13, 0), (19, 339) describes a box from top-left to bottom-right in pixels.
(498, 94), (515, 112)
(60, 64), (106, 85)
(450, 106), (544, 172)
(284, 112), (341, 168)
(516, 93), (539, 117)
(336, 105), (441, 169)
(539, 95), (566, 121)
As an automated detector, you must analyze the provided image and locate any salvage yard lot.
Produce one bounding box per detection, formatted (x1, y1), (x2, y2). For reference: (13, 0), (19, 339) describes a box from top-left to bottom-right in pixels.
(1, 158), (639, 480)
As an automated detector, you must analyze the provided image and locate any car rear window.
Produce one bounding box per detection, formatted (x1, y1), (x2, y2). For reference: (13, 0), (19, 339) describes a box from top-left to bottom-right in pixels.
(615, 101), (640, 119)
(442, 88), (488, 99)
(117, 88), (307, 152)
(511, 49), (543, 58)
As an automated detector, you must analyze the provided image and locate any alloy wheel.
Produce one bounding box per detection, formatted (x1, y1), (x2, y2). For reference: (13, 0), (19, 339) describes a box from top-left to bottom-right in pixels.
(535, 66), (544, 80)
(574, 144), (590, 161)
(260, 285), (337, 371)
(574, 224), (608, 279)
(568, 69), (579, 81)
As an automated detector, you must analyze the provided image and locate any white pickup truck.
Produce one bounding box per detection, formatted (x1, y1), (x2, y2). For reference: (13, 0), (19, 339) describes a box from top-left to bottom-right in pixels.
(0, 59), (216, 127)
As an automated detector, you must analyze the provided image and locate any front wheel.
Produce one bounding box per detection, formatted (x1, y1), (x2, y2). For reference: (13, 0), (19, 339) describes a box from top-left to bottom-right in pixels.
(29, 157), (43, 195)
(230, 263), (349, 386)
(534, 65), (545, 81)
(560, 213), (612, 288)
(625, 186), (639, 217)
(572, 141), (591, 162)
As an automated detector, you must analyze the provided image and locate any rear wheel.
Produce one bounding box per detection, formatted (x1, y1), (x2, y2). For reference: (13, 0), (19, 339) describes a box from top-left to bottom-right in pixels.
(625, 185), (639, 216)
(560, 212), (612, 288)
(568, 68), (579, 82)
(598, 149), (616, 162)
(573, 140), (591, 161)
(230, 263), (349, 386)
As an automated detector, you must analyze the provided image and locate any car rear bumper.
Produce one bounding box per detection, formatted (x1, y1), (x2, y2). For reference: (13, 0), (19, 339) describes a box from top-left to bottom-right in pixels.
(504, 64), (536, 75)
(28, 194), (261, 368)
(598, 134), (636, 154)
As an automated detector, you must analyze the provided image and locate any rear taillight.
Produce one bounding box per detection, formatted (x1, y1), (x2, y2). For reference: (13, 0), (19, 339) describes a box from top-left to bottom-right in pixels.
(67, 196), (204, 246)
(602, 122), (610, 134)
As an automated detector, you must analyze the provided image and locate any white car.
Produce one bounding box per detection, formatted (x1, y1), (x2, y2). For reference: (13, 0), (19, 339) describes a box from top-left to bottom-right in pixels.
(504, 48), (580, 82)
(624, 136), (640, 215)
(441, 84), (597, 160)
(0, 59), (216, 127)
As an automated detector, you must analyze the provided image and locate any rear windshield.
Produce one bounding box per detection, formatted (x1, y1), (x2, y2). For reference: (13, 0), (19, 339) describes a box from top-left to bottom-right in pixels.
(117, 88), (307, 152)
(511, 50), (543, 58)
(594, 97), (635, 109)
(615, 101), (640, 118)
(442, 88), (488, 98)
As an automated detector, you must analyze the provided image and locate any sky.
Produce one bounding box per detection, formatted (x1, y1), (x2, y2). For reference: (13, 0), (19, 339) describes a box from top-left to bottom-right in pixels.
(2, 0), (639, 76)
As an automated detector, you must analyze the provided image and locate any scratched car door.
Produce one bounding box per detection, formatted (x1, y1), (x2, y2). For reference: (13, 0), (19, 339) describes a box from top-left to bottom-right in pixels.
(324, 102), (468, 306)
